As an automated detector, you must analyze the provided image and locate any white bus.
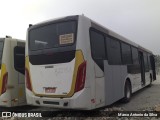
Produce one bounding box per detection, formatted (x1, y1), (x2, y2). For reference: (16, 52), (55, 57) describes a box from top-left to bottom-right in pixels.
(0, 36), (26, 107)
(26, 15), (156, 110)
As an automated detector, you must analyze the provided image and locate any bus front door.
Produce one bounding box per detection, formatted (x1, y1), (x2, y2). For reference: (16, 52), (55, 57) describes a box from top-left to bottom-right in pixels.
(139, 51), (145, 86)
(150, 55), (156, 80)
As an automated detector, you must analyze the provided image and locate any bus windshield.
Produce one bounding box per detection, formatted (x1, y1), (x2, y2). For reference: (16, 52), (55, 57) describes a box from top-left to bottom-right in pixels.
(29, 21), (77, 51)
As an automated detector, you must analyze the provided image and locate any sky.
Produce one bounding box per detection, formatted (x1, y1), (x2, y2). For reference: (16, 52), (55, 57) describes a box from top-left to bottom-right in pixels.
(0, 0), (160, 55)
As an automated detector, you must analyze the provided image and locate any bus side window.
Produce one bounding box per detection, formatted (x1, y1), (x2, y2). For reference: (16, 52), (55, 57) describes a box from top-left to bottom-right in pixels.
(148, 54), (151, 70)
(144, 52), (149, 72)
(121, 43), (132, 64)
(14, 46), (25, 74)
(90, 29), (106, 70)
(106, 36), (121, 65)
(132, 47), (139, 65)
(128, 47), (140, 74)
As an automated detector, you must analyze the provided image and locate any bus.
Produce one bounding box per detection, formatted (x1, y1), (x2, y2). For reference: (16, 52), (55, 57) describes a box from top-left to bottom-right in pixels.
(26, 15), (156, 110)
(0, 36), (26, 107)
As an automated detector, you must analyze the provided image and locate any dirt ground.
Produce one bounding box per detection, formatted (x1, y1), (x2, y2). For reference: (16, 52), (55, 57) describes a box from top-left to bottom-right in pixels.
(114, 75), (160, 111)
(0, 75), (160, 120)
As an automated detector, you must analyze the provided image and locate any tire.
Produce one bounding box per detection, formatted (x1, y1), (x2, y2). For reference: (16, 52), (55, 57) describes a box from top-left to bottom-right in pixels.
(122, 81), (131, 103)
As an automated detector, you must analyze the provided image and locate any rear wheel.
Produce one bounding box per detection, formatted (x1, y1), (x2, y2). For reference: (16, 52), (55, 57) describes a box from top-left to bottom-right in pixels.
(122, 81), (131, 103)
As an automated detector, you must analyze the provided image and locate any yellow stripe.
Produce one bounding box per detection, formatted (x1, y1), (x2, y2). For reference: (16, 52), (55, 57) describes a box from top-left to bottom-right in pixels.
(25, 56), (33, 90)
(19, 87), (23, 97)
(26, 50), (84, 98)
(0, 64), (7, 95)
(67, 50), (84, 97)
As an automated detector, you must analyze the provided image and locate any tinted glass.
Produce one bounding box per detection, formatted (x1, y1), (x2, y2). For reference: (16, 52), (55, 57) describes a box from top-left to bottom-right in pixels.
(148, 54), (151, 70)
(121, 43), (132, 64)
(90, 30), (105, 59)
(106, 37), (121, 65)
(132, 47), (139, 65)
(144, 53), (149, 72)
(29, 21), (77, 50)
(14, 46), (25, 74)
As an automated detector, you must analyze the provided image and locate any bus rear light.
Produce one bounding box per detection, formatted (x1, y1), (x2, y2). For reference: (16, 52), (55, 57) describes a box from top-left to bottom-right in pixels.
(1, 73), (8, 94)
(25, 69), (32, 91)
(75, 61), (86, 93)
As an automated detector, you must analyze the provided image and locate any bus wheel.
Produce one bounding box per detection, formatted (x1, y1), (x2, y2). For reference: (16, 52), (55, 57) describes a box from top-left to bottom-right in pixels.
(122, 81), (131, 103)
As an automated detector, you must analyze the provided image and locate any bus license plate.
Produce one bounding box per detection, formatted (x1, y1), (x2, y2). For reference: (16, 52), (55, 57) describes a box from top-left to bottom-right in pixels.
(45, 87), (56, 93)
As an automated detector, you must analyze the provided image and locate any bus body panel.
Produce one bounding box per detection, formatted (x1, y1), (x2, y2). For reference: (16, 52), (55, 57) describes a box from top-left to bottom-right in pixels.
(75, 16), (96, 109)
(29, 58), (75, 96)
(0, 38), (26, 107)
(104, 60), (127, 105)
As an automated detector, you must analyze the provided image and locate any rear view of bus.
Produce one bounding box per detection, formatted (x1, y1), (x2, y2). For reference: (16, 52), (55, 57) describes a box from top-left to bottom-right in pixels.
(26, 15), (92, 109)
(0, 37), (26, 107)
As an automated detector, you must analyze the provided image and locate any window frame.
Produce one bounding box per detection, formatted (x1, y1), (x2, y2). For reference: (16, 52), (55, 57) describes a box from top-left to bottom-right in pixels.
(14, 46), (25, 75)
(106, 35), (122, 65)
(143, 52), (149, 72)
(89, 28), (107, 60)
(29, 20), (78, 51)
(121, 42), (132, 65)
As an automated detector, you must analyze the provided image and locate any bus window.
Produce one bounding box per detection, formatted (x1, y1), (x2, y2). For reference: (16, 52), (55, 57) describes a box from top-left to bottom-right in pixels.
(90, 30), (105, 59)
(128, 47), (140, 74)
(121, 43), (132, 64)
(144, 53), (149, 72)
(106, 37), (121, 65)
(132, 47), (139, 65)
(148, 54), (151, 70)
(90, 29), (105, 70)
(29, 21), (77, 51)
(29, 21), (77, 65)
(14, 46), (25, 74)
(0, 41), (4, 68)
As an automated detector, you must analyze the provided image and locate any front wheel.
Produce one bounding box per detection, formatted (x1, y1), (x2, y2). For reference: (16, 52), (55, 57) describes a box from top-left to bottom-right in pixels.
(122, 81), (131, 103)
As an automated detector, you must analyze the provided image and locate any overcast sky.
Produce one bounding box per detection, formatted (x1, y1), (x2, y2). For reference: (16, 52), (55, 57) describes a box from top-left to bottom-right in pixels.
(0, 0), (160, 54)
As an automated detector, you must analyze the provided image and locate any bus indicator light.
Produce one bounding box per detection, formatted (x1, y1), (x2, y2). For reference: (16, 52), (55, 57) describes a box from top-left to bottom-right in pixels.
(75, 61), (86, 93)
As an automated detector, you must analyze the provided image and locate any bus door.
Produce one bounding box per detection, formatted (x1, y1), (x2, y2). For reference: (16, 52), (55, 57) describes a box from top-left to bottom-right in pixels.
(14, 46), (26, 105)
(139, 51), (145, 86)
(150, 55), (156, 80)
